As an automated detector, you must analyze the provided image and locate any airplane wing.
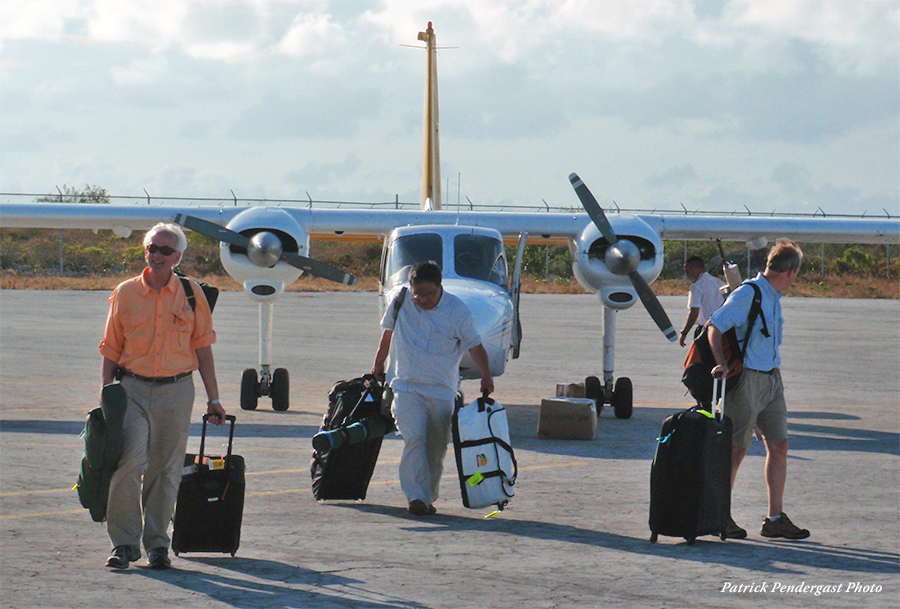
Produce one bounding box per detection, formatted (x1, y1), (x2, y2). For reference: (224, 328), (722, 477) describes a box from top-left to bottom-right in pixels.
(636, 214), (899, 245)
(1, 202), (896, 245)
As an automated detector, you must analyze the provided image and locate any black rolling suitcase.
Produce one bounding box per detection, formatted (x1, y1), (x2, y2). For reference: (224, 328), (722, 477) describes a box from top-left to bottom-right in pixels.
(649, 377), (732, 545)
(172, 414), (245, 556)
(310, 376), (392, 501)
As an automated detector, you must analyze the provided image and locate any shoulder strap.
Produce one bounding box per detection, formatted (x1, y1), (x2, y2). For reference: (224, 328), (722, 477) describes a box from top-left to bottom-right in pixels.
(178, 276), (197, 312)
(391, 287), (408, 323)
(739, 282), (769, 361)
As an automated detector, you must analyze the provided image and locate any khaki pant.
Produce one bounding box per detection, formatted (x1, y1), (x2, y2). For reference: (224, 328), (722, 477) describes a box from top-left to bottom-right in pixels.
(724, 368), (788, 449)
(106, 375), (194, 553)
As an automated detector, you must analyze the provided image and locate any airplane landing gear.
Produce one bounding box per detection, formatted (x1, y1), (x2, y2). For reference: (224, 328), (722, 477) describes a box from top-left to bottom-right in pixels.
(584, 375), (633, 419)
(240, 366), (290, 411)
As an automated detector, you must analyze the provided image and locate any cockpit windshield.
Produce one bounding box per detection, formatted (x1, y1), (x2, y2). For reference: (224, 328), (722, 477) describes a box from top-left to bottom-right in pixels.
(383, 233), (443, 288)
(454, 234), (507, 288)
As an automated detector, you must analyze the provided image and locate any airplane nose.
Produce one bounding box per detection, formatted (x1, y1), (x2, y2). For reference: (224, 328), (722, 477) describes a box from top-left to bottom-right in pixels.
(605, 239), (640, 275)
(247, 231), (284, 267)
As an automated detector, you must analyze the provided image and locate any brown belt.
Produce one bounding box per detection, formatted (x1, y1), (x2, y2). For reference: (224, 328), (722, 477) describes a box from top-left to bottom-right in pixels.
(120, 368), (192, 385)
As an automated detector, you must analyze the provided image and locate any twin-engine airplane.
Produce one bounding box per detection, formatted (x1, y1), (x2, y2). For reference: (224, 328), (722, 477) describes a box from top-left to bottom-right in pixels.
(1, 23), (897, 415)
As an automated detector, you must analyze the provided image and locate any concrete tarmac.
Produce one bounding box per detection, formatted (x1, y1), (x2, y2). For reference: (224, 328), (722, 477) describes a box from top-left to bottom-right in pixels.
(1, 290), (898, 609)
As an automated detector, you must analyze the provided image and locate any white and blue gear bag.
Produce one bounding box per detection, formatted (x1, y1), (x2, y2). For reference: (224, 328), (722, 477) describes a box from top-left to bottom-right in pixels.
(451, 394), (517, 511)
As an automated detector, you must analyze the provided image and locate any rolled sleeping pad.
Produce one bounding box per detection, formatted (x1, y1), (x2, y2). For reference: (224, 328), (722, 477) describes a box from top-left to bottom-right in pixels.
(312, 415), (392, 453)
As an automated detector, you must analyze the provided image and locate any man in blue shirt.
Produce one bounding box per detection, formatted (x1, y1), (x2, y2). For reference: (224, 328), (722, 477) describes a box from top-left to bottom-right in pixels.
(709, 239), (810, 541)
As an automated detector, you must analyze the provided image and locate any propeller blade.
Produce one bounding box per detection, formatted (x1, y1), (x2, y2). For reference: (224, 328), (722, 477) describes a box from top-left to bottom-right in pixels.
(280, 251), (359, 286)
(173, 214), (251, 249)
(628, 270), (678, 342)
(569, 173), (617, 245)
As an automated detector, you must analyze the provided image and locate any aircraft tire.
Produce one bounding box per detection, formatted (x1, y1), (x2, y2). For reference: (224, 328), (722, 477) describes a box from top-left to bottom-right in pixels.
(612, 377), (633, 419)
(271, 367), (290, 411)
(240, 368), (259, 411)
(584, 375), (602, 412)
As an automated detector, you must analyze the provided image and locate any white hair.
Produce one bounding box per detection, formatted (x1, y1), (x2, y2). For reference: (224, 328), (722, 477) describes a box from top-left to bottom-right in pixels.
(144, 223), (188, 253)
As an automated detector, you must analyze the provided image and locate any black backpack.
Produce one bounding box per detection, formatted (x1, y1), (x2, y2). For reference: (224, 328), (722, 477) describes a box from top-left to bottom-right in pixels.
(682, 282), (768, 404)
(176, 271), (219, 313)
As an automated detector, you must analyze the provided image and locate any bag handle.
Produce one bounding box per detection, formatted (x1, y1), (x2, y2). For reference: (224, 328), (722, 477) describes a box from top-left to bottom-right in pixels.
(712, 375), (726, 421)
(477, 390), (494, 412)
(198, 414), (237, 470)
(345, 375), (383, 422)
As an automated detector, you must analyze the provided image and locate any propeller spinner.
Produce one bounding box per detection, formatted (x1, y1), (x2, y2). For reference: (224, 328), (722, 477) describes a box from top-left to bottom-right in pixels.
(173, 213), (358, 286)
(568, 173), (677, 343)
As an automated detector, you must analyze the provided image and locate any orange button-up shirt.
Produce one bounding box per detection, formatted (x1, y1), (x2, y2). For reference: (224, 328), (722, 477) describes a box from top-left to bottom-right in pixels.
(99, 269), (216, 377)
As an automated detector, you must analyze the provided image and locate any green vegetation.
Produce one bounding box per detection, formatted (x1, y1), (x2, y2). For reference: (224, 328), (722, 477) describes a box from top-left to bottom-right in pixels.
(2, 228), (896, 296)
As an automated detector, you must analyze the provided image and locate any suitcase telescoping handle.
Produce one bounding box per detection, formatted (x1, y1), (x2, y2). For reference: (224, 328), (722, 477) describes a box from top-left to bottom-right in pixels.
(198, 414), (237, 469)
(712, 375), (726, 421)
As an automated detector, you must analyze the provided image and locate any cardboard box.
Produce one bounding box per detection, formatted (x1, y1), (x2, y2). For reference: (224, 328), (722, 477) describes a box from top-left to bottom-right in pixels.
(555, 382), (585, 398)
(537, 397), (597, 441)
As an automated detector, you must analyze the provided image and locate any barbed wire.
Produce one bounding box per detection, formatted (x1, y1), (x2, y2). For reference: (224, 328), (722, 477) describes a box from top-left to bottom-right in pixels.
(0, 191), (894, 219)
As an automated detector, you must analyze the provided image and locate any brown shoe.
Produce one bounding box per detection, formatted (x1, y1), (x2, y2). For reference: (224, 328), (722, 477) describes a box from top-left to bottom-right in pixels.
(760, 513), (810, 540)
(724, 517), (748, 539)
(105, 545), (140, 569)
(408, 500), (435, 516)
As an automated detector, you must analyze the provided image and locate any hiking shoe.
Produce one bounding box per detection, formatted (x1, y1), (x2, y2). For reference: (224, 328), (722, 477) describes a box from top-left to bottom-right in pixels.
(724, 517), (748, 539)
(147, 547), (172, 569)
(407, 500), (434, 516)
(760, 513), (810, 540)
(106, 545), (140, 569)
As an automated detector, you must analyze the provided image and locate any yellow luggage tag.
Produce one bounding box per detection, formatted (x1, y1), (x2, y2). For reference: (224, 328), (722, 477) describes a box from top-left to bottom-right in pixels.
(466, 471), (484, 487)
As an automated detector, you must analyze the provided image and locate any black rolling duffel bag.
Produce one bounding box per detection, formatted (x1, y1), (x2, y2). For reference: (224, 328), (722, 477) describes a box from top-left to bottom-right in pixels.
(310, 376), (391, 501)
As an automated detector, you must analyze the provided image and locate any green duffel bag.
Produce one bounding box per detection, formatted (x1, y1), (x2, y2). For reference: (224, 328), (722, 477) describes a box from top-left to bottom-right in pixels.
(76, 383), (127, 522)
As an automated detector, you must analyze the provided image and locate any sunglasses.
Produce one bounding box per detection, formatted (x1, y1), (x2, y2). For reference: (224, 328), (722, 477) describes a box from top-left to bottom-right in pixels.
(146, 244), (178, 256)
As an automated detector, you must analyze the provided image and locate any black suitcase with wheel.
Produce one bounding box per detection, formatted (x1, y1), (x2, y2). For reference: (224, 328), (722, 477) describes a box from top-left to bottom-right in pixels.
(649, 378), (732, 545)
(310, 376), (390, 501)
(172, 414), (245, 556)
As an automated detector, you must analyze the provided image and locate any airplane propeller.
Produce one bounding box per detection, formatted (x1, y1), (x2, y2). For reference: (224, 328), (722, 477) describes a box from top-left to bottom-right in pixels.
(568, 173), (678, 343)
(173, 213), (358, 286)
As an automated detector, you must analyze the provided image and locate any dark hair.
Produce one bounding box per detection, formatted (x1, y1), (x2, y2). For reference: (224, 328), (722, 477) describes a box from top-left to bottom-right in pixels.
(685, 256), (705, 271)
(409, 260), (442, 286)
(766, 239), (803, 273)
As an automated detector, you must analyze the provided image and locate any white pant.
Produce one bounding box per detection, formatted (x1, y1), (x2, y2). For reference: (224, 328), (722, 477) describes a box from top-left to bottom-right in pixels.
(106, 375), (194, 553)
(391, 391), (453, 505)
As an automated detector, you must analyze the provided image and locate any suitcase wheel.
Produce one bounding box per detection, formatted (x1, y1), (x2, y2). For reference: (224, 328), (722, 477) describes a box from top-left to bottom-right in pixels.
(650, 532), (658, 544)
(686, 537), (697, 546)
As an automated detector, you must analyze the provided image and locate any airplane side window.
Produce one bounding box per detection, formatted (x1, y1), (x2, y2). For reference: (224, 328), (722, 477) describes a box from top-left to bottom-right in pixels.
(384, 234), (443, 288)
(454, 235), (507, 287)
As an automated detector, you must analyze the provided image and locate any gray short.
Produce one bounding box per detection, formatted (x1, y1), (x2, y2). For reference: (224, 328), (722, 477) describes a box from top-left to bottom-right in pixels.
(723, 368), (788, 449)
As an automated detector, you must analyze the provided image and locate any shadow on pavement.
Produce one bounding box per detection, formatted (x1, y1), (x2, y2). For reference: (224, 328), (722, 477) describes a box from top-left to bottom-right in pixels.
(134, 556), (424, 609)
(337, 503), (899, 576)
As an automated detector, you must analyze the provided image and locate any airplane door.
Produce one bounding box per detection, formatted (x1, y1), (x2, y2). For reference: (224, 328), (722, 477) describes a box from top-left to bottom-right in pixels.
(511, 232), (527, 359)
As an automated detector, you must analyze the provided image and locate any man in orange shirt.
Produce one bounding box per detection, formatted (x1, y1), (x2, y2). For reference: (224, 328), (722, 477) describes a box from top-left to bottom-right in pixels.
(98, 222), (226, 569)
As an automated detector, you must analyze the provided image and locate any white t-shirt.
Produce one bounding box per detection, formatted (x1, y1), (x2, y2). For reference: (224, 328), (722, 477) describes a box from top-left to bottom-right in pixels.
(688, 271), (725, 325)
(381, 289), (482, 401)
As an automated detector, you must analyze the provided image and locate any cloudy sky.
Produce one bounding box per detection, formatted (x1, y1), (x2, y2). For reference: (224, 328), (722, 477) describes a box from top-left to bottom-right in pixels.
(2, 0), (898, 216)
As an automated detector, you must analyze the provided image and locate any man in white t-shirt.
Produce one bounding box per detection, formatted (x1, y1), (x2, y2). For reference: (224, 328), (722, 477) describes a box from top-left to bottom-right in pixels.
(679, 256), (725, 347)
(372, 261), (493, 516)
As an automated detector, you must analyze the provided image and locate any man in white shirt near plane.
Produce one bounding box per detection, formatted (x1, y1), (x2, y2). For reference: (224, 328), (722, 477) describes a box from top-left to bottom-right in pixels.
(372, 261), (493, 516)
(679, 256), (725, 347)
